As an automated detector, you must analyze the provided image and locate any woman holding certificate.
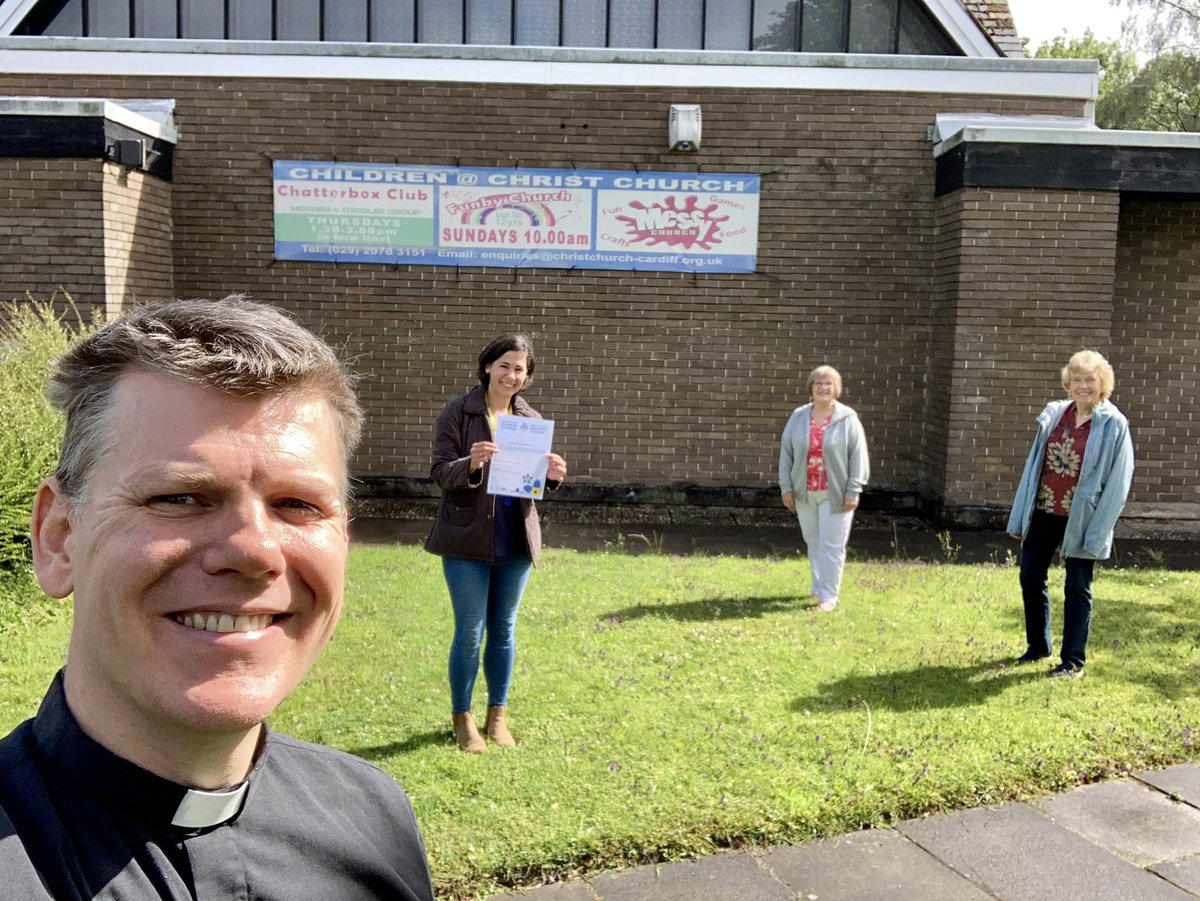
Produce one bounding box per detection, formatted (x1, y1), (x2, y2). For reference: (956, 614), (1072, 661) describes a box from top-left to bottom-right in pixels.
(427, 335), (567, 753)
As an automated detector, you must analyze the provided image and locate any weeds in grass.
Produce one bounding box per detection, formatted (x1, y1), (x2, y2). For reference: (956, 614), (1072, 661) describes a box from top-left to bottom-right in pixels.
(624, 531), (666, 554)
(936, 530), (960, 562)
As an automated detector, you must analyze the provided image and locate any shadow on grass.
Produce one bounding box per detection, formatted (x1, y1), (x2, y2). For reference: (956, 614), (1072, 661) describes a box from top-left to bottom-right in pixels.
(790, 659), (1048, 713)
(347, 729), (449, 760)
(1089, 587), (1200, 699)
(599, 594), (803, 623)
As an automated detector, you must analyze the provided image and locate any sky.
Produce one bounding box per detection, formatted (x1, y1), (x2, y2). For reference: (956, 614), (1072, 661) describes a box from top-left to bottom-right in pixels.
(1005, 0), (1127, 50)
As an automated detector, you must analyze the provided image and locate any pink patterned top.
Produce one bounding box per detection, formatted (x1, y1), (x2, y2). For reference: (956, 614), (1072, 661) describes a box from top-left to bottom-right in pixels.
(1037, 403), (1092, 516)
(806, 413), (832, 492)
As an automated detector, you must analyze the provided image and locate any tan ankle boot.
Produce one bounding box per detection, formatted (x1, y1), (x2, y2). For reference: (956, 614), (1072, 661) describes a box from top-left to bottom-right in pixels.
(452, 712), (487, 754)
(485, 706), (515, 748)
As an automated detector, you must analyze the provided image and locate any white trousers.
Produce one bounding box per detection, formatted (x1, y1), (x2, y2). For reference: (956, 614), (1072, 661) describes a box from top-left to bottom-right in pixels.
(796, 498), (855, 605)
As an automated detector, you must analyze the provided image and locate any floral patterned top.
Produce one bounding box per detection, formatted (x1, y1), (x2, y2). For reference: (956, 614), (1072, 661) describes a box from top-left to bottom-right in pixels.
(806, 413), (833, 492)
(1037, 403), (1092, 516)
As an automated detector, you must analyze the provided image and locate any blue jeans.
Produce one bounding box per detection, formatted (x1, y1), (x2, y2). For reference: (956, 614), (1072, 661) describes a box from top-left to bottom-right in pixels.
(443, 555), (533, 714)
(1019, 510), (1096, 667)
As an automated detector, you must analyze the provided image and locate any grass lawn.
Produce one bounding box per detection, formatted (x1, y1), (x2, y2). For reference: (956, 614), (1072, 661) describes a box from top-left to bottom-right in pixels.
(2, 544), (1198, 899)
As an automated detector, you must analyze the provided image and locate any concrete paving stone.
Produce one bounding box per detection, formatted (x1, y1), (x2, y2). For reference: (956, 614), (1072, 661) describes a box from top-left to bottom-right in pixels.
(760, 827), (994, 900)
(897, 801), (1192, 901)
(1035, 778), (1200, 866)
(1151, 854), (1200, 895)
(1139, 764), (1200, 809)
(495, 880), (599, 900)
(585, 850), (792, 901)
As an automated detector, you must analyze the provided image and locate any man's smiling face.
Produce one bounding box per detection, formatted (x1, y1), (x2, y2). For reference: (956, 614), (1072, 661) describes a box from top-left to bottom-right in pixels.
(37, 370), (349, 748)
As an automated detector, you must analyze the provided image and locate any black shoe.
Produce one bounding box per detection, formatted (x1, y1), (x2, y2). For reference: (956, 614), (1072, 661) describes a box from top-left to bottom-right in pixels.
(1015, 650), (1049, 665)
(1050, 662), (1084, 679)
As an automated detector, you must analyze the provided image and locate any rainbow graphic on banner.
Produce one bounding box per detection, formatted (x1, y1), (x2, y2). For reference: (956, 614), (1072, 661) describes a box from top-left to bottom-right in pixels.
(465, 202), (558, 227)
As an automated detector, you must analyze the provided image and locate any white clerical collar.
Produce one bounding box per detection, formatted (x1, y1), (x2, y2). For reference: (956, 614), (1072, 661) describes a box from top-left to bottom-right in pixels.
(171, 782), (250, 829)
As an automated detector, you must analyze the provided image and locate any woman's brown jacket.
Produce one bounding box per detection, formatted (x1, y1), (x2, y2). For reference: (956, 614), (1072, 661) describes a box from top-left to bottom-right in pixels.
(425, 384), (548, 564)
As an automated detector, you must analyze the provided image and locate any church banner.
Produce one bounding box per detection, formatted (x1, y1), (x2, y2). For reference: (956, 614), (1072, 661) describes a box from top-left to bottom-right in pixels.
(272, 161), (759, 273)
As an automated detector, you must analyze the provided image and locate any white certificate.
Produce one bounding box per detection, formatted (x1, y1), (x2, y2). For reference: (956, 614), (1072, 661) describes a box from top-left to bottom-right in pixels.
(487, 415), (556, 499)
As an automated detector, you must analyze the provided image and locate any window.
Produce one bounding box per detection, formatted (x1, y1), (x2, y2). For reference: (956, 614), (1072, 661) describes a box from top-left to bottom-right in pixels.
(515, 0), (560, 46)
(849, 0), (896, 53)
(16, 0), (961, 55)
(658, 0), (702, 50)
(468, 0), (511, 44)
(608, 0), (655, 48)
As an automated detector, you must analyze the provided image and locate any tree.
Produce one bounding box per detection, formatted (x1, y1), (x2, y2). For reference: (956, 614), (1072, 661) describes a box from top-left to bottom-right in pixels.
(1113, 50), (1200, 130)
(1034, 15), (1199, 131)
(1111, 0), (1199, 54)
(1034, 31), (1140, 127)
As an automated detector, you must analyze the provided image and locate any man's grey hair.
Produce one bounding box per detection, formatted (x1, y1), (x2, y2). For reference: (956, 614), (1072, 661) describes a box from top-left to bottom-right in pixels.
(48, 296), (363, 501)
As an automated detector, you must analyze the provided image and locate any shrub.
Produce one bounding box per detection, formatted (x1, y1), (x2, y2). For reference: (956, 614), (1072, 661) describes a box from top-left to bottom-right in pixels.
(0, 296), (91, 579)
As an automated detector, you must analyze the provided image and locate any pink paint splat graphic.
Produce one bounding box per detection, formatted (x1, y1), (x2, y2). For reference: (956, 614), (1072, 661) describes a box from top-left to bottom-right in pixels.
(614, 196), (729, 250)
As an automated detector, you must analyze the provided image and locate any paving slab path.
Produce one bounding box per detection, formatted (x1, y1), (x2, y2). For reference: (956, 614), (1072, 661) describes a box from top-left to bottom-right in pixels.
(488, 764), (1200, 900)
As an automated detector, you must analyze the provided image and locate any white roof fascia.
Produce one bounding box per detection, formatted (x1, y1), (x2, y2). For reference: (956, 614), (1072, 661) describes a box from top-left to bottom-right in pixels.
(933, 122), (1200, 156)
(0, 95), (178, 141)
(921, 0), (1001, 58)
(0, 39), (1097, 101)
(0, 0), (40, 37)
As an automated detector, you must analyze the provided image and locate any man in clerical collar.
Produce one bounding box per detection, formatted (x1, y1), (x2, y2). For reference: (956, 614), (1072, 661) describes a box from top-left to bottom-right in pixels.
(0, 297), (434, 900)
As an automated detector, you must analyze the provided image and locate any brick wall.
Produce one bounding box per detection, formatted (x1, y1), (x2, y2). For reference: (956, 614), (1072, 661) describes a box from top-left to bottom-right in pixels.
(5, 71), (1188, 524)
(931, 187), (1121, 518)
(1111, 197), (1200, 512)
(102, 164), (175, 314)
(0, 158), (107, 321)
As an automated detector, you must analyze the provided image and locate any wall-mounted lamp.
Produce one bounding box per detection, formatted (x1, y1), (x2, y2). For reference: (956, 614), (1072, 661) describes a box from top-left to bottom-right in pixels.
(669, 104), (701, 152)
(107, 138), (146, 168)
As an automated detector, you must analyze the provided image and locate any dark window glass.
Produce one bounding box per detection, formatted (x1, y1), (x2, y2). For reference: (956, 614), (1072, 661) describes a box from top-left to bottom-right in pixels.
(277, 1), (319, 39)
(228, 0), (272, 39)
(134, 0), (176, 37)
(24, 0), (85, 35)
(180, 0), (224, 38)
(327, 0), (369, 40)
(609, 0), (654, 47)
(562, 0), (606, 45)
(420, 0), (464, 42)
(801, 0), (845, 52)
(705, 0), (751, 50)
(468, 0), (512, 43)
(15, 0), (963, 54)
(515, 0), (559, 45)
(848, 0), (894, 53)
(91, 0), (130, 37)
(897, 0), (955, 54)
(752, 0), (795, 51)
(374, 0), (417, 41)
(657, 0), (701, 49)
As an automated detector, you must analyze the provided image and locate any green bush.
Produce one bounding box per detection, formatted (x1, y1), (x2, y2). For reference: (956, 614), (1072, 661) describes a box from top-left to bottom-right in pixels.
(0, 297), (91, 581)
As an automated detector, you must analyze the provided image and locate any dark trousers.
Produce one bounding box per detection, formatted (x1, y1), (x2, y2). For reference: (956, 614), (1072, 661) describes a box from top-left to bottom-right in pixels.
(1018, 510), (1096, 667)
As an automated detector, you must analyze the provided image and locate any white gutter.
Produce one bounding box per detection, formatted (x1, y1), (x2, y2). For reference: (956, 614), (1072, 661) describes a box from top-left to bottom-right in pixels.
(932, 112), (1200, 155)
(0, 38), (1097, 101)
(0, 95), (178, 142)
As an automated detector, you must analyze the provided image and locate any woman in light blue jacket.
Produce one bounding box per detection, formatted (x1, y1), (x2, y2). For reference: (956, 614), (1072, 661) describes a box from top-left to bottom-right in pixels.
(1007, 350), (1134, 678)
(779, 366), (869, 611)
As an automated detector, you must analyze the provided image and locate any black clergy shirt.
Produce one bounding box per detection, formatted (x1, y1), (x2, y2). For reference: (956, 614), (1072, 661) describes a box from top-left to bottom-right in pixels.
(0, 671), (435, 900)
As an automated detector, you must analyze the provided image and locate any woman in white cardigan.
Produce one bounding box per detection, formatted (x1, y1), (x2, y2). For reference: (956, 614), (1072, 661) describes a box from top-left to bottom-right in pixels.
(778, 366), (870, 611)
